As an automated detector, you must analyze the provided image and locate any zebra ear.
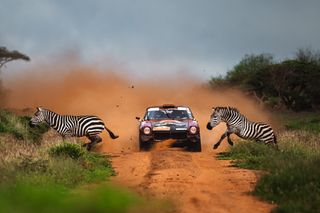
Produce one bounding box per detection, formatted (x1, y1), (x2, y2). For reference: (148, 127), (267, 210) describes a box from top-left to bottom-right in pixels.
(212, 107), (216, 111)
(37, 107), (42, 111)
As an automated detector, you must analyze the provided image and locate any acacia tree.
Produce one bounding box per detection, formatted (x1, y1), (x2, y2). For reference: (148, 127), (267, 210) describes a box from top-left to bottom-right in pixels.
(0, 47), (30, 106)
(0, 47), (30, 69)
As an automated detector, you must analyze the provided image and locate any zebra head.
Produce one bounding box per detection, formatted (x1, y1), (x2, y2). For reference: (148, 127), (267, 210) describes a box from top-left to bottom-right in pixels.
(206, 107), (223, 130)
(29, 107), (46, 127)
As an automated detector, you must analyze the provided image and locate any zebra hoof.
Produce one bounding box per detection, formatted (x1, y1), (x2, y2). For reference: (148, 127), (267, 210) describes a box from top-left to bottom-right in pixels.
(228, 141), (234, 146)
(213, 144), (219, 149)
(86, 144), (92, 151)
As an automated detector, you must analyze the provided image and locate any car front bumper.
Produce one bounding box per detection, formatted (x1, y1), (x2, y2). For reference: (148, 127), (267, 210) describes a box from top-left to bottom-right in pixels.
(140, 130), (200, 142)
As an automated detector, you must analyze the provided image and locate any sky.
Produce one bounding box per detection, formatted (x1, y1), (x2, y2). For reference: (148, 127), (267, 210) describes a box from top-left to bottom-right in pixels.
(1, 0), (320, 80)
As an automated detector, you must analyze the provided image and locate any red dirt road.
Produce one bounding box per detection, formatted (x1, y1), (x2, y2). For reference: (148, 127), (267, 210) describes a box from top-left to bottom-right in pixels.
(111, 145), (274, 213)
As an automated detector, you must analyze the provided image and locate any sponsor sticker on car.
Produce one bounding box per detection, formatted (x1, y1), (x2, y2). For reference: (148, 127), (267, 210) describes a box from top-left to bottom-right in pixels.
(153, 126), (171, 131)
(175, 128), (188, 131)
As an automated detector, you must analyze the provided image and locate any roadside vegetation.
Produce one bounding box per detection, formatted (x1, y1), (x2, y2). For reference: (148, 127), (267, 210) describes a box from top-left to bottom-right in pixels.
(219, 113), (320, 213)
(209, 48), (320, 111)
(0, 109), (49, 143)
(211, 48), (320, 212)
(0, 109), (170, 213)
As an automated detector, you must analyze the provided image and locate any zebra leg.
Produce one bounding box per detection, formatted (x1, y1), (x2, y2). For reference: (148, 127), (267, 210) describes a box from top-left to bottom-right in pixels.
(86, 135), (102, 151)
(227, 132), (234, 146)
(265, 141), (279, 150)
(62, 130), (73, 142)
(213, 132), (228, 149)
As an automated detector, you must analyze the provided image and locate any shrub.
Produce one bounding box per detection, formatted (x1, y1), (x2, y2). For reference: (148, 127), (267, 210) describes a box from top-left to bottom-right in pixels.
(49, 142), (85, 160)
(0, 110), (49, 143)
(20, 116), (50, 143)
(48, 142), (115, 184)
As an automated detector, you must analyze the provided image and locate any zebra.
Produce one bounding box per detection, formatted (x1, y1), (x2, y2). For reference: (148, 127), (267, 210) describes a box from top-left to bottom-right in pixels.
(29, 107), (119, 151)
(206, 106), (277, 149)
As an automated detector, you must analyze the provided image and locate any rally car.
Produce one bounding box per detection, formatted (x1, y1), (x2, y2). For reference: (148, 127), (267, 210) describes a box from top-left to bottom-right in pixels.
(136, 104), (201, 151)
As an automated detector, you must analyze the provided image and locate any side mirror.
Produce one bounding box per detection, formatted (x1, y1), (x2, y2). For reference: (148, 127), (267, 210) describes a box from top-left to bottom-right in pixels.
(135, 116), (141, 121)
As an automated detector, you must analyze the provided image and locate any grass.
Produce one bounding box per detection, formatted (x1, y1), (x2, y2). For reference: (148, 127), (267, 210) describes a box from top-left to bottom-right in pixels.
(0, 109), (171, 212)
(0, 182), (143, 213)
(0, 109), (49, 143)
(219, 128), (320, 213)
(0, 139), (169, 212)
(0, 140), (115, 187)
(49, 142), (86, 159)
(280, 112), (320, 133)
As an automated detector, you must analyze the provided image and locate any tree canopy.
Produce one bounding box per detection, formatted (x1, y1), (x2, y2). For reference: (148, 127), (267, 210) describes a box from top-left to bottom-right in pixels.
(209, 49), (320, 111)
(0, 47), (30, 69)
(0, 47), (30, 106)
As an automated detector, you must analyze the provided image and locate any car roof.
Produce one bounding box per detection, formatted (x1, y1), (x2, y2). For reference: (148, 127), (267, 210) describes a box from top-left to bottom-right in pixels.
(146, 104), (191, 111)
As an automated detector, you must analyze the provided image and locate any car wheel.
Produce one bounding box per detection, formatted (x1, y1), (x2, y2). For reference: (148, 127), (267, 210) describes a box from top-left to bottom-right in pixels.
(139, 137), (153, 151)
(188, 138), (201, 152)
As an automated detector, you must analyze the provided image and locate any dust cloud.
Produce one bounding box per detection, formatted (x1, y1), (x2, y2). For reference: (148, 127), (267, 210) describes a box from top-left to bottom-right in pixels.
(4, 64), (272, 153)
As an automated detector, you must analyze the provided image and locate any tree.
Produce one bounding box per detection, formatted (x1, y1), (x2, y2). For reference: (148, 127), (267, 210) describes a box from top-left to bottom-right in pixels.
(295, 47), (320, 64)
(208, 51), (320, 111)
(225, 53), (274, 87)
(0, 47), (30, 69)
(0, 47), (30, 107)
(209, 53), (275, 105)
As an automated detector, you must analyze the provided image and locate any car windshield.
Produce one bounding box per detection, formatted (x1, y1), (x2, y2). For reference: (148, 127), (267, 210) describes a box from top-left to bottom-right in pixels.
(146, 109), (192, 120)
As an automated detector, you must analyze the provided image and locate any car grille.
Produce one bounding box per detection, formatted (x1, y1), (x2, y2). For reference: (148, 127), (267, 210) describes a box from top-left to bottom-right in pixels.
(154, 132), (187, 141)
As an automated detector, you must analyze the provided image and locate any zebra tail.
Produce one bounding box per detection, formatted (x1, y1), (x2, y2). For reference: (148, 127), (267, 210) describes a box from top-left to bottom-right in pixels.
(273, 133), (277, 144)
(273, 133), (279, 150)
(105, 126), (119, 139)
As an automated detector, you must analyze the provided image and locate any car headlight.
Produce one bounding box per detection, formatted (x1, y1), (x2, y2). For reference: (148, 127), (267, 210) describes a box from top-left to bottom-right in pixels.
(189, 126), (197, 134)
(143, 127), (151, 135)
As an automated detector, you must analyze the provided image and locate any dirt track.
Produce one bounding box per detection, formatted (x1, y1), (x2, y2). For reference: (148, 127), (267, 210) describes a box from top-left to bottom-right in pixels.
(111, 144), (274, 213)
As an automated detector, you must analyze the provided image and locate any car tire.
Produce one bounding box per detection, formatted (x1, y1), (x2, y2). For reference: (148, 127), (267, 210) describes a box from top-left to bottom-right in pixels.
(139, 137), (153, 151)
(188, 138), (202, 152)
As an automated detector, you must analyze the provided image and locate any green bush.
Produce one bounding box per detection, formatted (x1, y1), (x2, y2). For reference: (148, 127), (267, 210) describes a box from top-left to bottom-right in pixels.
(20, 115), (50, 143)
(49, 143), (85, 160)
(0, 110), (49, 143)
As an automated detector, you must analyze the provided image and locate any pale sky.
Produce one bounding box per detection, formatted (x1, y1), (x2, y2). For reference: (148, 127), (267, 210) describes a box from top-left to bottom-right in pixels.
(1, 0), (320, 80)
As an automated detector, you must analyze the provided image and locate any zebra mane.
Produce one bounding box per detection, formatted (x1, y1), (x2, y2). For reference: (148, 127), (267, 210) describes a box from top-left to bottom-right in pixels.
(214, 106), (239, 113)
(38, 107), (59, 116)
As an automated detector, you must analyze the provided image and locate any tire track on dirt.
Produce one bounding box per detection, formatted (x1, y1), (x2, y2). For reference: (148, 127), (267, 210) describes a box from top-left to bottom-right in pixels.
(111, 146), (274, 213)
